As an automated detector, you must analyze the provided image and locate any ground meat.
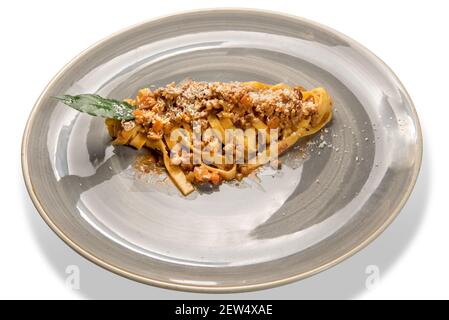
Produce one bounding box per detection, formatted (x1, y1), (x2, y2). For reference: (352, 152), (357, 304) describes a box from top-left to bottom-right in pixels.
(128, 80), (315, 137)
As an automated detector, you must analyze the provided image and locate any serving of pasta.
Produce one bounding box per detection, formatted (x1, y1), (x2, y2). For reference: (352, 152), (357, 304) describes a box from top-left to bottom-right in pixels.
(56, 80), (332, 195)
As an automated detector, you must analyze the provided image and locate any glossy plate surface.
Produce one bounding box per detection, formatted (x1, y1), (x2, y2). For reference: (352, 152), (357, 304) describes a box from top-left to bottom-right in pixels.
(22, 9), (422, 292)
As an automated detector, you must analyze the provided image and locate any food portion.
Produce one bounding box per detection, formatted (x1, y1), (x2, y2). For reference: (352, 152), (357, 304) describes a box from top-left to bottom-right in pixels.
(55, 80), (332, 195)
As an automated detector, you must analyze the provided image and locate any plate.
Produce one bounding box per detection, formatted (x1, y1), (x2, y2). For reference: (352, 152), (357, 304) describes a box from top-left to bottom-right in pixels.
(22, 9), (422, 292)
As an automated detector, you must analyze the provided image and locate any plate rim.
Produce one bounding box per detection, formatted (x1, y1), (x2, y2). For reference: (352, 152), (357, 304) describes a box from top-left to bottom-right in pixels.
(21, 7), (423, 293)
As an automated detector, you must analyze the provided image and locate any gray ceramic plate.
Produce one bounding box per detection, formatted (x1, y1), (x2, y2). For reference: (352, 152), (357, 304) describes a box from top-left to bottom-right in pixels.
(22, 9), (422, 292)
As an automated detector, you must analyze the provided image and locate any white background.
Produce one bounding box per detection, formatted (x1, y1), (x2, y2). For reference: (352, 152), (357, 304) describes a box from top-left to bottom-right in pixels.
(0, 0), (446, 299)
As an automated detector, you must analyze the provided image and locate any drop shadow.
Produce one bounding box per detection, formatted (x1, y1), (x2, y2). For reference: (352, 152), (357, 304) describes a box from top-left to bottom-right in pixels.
(23, 142), (430, 299)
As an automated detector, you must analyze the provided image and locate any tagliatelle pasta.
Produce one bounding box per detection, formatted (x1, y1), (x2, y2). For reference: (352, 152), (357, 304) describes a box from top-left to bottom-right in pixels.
(103, 80), (332, 195)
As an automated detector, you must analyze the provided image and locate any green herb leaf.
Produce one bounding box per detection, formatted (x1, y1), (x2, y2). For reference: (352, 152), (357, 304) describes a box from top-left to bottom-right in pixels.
(53, 94), (135, 120)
